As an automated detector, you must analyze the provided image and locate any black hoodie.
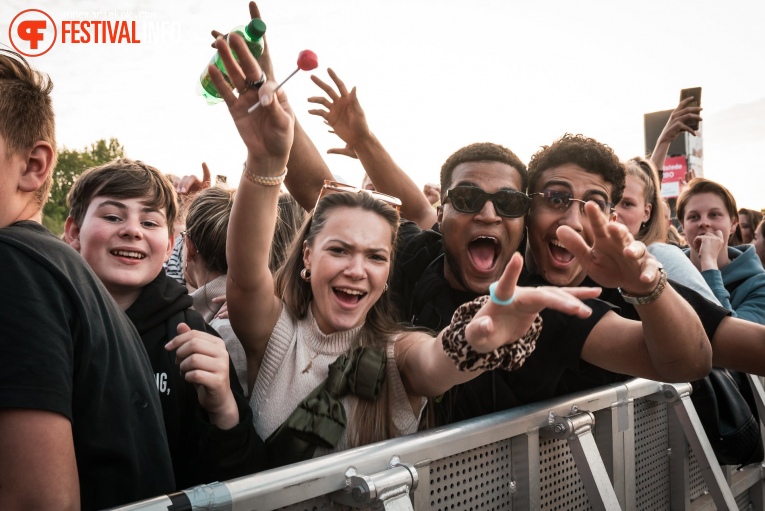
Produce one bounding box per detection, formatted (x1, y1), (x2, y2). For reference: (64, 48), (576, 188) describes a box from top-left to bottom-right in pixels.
(125, 271), (265, 489)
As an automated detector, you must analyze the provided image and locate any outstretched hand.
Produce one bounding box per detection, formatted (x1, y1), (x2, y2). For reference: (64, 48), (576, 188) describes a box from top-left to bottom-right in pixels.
(557, 201), (661, 295)
(308, 68), (372, 154)
(658, 96), (703, 144)
(166, 323), (239, 430)
(209, 35), (294, 168)
(465, 253), (600, 353)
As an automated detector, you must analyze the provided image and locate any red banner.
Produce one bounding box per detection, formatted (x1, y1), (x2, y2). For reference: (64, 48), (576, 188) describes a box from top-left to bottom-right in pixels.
(660, 156), (688, 198)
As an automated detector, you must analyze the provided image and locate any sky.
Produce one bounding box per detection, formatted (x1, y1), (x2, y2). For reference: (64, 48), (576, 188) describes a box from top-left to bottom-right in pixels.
(3, 0), (765, 208)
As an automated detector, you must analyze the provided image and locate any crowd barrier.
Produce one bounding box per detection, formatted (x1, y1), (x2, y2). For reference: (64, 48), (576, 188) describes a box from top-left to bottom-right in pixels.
(115, 376), (765, 511)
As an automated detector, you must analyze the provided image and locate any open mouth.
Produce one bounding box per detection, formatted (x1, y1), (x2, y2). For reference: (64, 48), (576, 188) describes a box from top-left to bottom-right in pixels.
(333, 287), (367, 306)
(111, 249), (146, 260)
(549, 239), (574, 264)
(468, 236), (499, 272)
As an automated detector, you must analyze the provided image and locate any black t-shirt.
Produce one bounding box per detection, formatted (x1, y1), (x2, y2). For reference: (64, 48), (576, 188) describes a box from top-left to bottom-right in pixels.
(390, 223), (615, 423)
(390, 222), (731, 425)
(551, 274), (731, 396)
(0, 222), (175, 510)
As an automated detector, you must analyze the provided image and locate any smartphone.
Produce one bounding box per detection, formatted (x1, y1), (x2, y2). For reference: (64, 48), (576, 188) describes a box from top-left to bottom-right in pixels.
(680, 87), (702, 130)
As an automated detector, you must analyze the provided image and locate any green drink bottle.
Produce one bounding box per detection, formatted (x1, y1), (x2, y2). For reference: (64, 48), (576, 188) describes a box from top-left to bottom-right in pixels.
(199, 18), (267, 105)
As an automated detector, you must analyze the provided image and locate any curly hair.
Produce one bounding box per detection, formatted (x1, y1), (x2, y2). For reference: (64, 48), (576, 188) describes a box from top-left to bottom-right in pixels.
(528, 134), (626, 205)
(440, 142), (528, 199)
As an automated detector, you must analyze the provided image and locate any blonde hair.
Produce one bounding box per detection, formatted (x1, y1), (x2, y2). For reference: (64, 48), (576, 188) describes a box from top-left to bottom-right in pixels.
(186, 186), (235, 274)
(624, 157), (667, 246)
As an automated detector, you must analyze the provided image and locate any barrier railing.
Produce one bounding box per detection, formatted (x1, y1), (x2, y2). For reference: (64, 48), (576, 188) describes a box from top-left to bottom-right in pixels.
(114, 377), (765, 511)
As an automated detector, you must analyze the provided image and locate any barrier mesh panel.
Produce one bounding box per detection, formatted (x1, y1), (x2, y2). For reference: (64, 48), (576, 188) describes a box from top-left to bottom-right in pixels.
(688, 446), (708, 501)
(276, 496), (332, 511)
(634, 398), (670, 511)
(429, 439), (513, 511)
(736, 488), (752, 510)
(539, 438), (591, 511)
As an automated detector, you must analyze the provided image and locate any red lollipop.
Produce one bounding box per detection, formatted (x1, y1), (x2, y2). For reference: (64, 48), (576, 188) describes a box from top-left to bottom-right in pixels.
(248, 49), (318, 113)
(297, 50), (318, 71)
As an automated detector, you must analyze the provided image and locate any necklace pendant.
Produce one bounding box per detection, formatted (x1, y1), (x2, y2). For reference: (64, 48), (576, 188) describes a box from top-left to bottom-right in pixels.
(302, 360), (313, 374)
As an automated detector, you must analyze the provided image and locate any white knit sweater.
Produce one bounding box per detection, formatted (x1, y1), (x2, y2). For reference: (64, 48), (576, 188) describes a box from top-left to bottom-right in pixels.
(250, 303), (425, 455)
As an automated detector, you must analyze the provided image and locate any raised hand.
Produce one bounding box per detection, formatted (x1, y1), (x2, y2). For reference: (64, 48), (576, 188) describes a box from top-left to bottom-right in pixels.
(209, 35), (294, 169)
(166, 323), (239, 430)
(557, 201), (662, 296)
(659, 96), (703, 142)
(308, 68), (372, 152)
(465, 253), (600, 353)
(327, 142), (359, 160)
(176, 162), (213, 196)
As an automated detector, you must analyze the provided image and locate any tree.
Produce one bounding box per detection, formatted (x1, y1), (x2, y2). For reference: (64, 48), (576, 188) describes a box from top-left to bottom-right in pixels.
(43, 138), (125, 235)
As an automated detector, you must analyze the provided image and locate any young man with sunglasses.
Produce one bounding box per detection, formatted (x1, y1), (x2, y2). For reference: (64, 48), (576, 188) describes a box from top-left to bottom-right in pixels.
(392, 142), (531, 331)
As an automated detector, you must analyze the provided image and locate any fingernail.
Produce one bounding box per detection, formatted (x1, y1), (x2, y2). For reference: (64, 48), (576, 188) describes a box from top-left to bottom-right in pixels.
(261, 93), (271, 107)
(164, 341), (172, 349)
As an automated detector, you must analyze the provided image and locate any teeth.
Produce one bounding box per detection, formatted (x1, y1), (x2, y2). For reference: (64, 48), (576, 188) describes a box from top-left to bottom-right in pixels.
(550, 240), (567, 249)
(112, 250), (145, 259)
(335, 288), (365, 296)
(474, 236), (498, 244)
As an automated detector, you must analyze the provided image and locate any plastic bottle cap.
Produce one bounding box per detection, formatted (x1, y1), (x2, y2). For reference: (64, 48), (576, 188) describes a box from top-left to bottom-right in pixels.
(245, 18), (267, 40)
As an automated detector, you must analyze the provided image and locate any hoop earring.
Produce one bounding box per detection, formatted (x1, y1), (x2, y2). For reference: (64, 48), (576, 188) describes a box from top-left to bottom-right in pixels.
(300, 268), (311, 282)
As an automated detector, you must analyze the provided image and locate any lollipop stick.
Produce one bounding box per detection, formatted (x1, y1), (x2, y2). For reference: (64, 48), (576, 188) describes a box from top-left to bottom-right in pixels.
(247, 68), (299, 113)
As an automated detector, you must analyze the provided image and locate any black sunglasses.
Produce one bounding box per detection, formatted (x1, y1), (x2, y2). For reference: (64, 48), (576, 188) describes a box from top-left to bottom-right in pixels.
(445, 186), (531, 218)
(529, 189), (614, 216)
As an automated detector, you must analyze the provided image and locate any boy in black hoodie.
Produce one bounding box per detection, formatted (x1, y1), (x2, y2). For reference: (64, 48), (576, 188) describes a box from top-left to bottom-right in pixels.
(64, 158), (264, 490)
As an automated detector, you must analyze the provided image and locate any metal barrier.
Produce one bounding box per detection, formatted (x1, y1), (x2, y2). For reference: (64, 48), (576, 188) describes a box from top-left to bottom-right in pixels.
(115, 377), (765, 511)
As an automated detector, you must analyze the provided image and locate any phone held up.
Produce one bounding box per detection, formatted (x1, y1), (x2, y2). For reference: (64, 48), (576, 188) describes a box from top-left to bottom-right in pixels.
(680, 87), (702, 131)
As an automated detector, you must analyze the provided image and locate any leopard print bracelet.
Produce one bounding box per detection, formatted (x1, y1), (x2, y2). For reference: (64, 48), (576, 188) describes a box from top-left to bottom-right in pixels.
(441, 295), (543, 372)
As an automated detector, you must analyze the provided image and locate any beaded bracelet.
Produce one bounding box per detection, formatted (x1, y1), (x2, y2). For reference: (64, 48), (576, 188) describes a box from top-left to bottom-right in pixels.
(242, 162), (288, 187)
(441, 295), (543, 372)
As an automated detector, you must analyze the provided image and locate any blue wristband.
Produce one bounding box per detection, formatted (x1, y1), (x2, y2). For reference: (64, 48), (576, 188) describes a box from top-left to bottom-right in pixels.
(489, 281), (515, 306)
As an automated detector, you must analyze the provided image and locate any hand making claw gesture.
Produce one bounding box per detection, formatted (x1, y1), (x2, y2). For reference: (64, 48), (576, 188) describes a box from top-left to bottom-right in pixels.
(209, 34), (294, 169)
(308, 68), (372, 156)
(464, 252), (601, 353)
(557, 201), (662, 296)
